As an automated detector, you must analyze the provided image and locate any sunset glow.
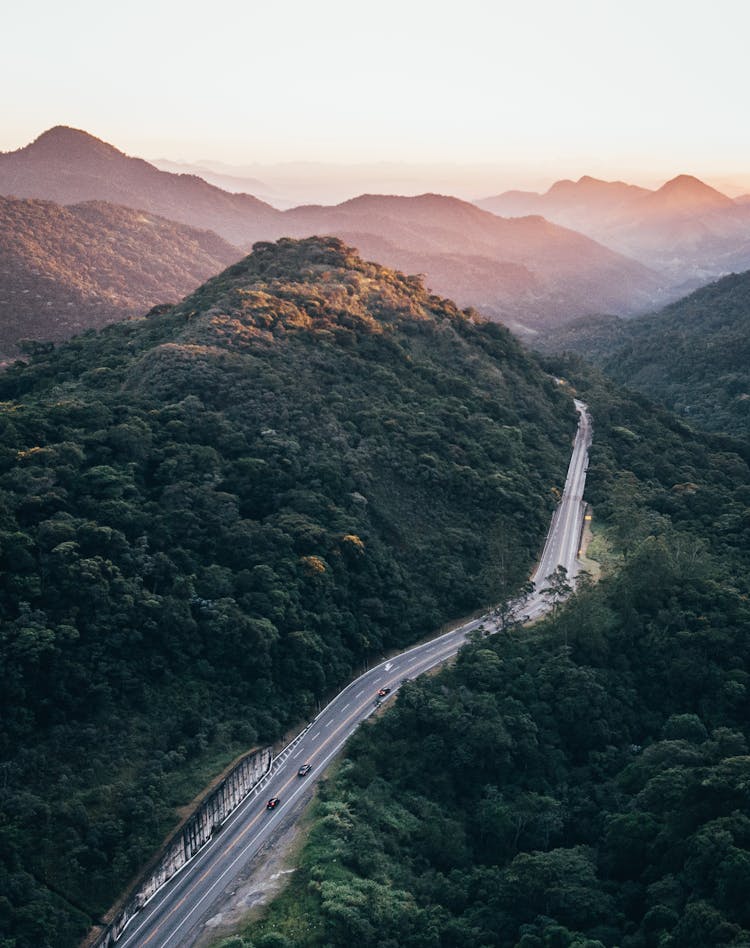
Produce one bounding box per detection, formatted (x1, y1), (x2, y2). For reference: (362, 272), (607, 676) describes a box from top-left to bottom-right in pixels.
(3, 0), (750, 193)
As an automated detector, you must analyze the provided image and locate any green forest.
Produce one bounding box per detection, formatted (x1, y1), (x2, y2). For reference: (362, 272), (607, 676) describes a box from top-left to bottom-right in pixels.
(234, 362), (750, 948)
(539, 270), (750, 437)
(0, 238), (576, 946)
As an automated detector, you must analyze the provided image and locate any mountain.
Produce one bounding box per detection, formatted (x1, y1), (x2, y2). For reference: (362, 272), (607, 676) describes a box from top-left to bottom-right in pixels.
(0, 237), (577, 947)
(602, 271), (750, 435)
(1, 129), (666, 331)
(0, 126), (282, 245)
(477, 175), (651, 230)
(0, 195), (242, 358)
(637, 173), (734, 216)
(478, 174), (750, 286)
(539, 270), (750, 436)
(276, 193), (665, 329)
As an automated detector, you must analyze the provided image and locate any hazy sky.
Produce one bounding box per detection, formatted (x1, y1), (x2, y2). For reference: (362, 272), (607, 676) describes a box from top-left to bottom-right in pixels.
(4, 0), (750, 190)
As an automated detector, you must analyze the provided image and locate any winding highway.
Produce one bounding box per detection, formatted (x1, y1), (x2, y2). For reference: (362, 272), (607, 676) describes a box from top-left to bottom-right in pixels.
(113, 399), (592, 948)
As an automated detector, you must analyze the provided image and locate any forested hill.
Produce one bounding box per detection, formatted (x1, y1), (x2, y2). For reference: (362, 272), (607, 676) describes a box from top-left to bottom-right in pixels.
(239, 362), (750, 948)
(603, 271), (750, 435)
(538, 270), (750, 436)
(0, 237), (576, 946)
(0, 195), (242, 359)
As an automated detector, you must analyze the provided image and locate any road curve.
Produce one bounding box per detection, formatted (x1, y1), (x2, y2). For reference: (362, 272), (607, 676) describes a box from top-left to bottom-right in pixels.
(114, 399), (592, 948)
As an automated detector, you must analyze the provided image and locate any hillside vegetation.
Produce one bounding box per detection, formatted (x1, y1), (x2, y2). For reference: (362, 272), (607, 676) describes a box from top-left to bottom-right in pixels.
(0, 238), (575, 947)
(0, 195), (241, 359)
(539, 271), (750, 436)
(237, 364), (750, 948)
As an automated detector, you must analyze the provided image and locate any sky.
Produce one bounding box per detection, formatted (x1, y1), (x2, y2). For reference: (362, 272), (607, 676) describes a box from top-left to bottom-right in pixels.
(4, 0), (750, 194)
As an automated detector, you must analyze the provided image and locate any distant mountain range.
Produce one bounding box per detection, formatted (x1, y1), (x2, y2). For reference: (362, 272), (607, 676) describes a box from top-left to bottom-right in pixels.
(0, 127), (671, 341)
(150, 158), (283, 204)
(477, 174), (750, 287)
(0, 195), (240, 358)
(277, 194), (665, 329)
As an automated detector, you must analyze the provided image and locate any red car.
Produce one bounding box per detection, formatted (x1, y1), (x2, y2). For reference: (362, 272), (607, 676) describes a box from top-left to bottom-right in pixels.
(266, 797), (281, 810)
(377, 687), (391, 697)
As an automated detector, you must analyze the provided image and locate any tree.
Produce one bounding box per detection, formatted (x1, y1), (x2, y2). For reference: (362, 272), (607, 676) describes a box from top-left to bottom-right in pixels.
(542, 566), (572, 616)
(492, 580), (535, 633)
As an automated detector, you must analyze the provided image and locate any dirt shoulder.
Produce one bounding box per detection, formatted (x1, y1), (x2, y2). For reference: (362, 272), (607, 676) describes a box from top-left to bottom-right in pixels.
(193, 788), (314, 947)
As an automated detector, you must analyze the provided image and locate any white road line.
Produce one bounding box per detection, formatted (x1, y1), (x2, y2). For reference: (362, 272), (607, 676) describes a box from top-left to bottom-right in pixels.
(311, 731), (320, 740)
(325, 721), (333, 727)
(157, 703), (382, 948)
(292, 747), (305, 759)
(342, 703), (350, 710)
(356, 689), (364, 697)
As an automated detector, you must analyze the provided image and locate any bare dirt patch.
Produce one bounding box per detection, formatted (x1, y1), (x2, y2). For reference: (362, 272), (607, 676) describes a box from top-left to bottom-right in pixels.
(192, 789), (314, 947)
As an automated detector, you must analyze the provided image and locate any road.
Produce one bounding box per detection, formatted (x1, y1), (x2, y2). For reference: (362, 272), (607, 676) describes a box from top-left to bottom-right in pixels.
(114, 399), (592, 948)
(527, 397), (592, 617)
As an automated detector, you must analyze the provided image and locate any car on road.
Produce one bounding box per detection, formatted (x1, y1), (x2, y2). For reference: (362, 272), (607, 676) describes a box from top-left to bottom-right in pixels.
(297, 763), (312, 777)
(377, 687), (391, 697)
(266, 797), (281, 810)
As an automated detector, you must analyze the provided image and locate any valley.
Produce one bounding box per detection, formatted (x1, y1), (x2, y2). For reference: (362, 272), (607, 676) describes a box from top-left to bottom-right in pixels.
(100, 402), (593, 948)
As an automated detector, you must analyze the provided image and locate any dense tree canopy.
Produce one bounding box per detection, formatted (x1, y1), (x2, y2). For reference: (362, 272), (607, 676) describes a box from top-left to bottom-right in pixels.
(538, 269), (750, 436)
(237, 362), (750, 948)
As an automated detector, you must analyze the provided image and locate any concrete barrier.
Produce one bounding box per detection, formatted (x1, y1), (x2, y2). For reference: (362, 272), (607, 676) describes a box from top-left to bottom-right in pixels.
(88, 744), (272, 947)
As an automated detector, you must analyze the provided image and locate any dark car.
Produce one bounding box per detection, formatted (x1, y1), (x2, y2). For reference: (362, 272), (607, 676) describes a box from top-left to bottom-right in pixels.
(377, 687), (391, 697)
(297, 763), (312, 777)
(266, 797), (281, 810)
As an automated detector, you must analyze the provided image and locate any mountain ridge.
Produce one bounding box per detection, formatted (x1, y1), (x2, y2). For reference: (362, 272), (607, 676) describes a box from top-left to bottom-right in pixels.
(477, 173), (750, 283)
(539, 268), (750, 436)
(0, 127), (668, 332)
(0, 194), (242, 358)
(0, 125), (281, 245)
(637, 173), (735, 215)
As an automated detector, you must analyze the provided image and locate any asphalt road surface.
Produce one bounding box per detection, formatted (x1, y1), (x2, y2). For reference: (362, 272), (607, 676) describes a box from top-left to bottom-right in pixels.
(114, 399), (592, 947)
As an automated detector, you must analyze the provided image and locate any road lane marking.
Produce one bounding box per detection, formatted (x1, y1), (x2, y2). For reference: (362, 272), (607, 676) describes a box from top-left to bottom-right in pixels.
(127, 570), (551, 946)
(155, 692), (393, 945)
(292, 747), (305, 759)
